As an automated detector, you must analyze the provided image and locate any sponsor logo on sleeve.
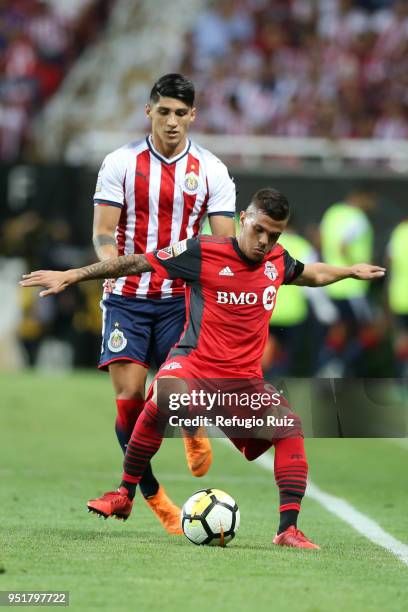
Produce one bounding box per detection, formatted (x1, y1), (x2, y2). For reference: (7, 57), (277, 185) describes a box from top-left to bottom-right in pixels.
(157, 240), (188, 260)
(157, 246), (173, 260)
(172, 239), (188, 256)
(95, 161), (106, 193)
(95, 174), (102, 193)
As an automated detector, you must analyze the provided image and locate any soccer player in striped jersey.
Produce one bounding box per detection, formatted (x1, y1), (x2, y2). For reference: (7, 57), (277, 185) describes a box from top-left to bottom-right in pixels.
(21, 188), (385, 548)
(91, 74), (236, 533)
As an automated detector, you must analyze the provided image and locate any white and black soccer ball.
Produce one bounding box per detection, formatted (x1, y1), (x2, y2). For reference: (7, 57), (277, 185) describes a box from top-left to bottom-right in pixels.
(181, 488), (240, 546)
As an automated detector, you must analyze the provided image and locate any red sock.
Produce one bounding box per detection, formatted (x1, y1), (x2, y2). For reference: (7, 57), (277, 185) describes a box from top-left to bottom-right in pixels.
(122, 399), (164, 485)
(274, 436), (308, 512)
(115, 398), (144, 452)
(116, 398), (144, 433)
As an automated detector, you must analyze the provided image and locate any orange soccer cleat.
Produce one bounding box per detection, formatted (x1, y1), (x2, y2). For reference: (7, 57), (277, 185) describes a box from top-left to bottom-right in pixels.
(273, 526), (320, 549)
(87, 489), (133, 521)
(182, 426), (212, 477)
(144, 485), (182, 535)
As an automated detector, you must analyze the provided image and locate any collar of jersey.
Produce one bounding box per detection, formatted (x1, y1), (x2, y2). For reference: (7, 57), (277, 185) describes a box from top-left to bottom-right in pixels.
(232, 238), (262, 267)
(146, 135), (191, 164)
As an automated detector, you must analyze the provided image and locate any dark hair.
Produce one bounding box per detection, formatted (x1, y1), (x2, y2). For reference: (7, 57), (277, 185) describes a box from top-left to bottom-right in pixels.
(150, 74), (195, 107)
(249, 188), (290, 221)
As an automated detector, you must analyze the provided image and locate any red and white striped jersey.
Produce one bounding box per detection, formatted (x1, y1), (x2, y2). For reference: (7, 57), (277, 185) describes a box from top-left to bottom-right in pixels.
(94, 136), (236, 299)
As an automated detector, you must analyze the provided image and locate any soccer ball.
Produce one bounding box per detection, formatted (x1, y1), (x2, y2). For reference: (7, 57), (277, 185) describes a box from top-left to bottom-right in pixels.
(181, 488), (240, 546)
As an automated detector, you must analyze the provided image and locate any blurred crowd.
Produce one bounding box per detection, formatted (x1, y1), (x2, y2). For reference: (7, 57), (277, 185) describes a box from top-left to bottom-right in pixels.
(180, 0), (408, 139)
(1, 0), (408, 162)
(0, 0), (114, 160)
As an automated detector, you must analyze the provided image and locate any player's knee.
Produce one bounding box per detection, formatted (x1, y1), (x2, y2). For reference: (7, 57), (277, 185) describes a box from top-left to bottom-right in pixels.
(116, 389), (145, 401)
(155, 377), (188, 417)
(110, 363), (147, 400)
(243, 439), (272, 461)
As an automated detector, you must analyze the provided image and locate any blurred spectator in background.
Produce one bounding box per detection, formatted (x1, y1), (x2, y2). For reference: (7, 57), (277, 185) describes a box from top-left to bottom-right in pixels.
(180, 0), (408, 141)
(192, 0), (254, 70)
(319, 185), (377, 376)
(1, 210), (48, 366)
(72, 280), (104, 368)
(387, 218), (408, 378)
(0, 256), (25, 370)
(0, 210), (100, 368)
(0, 0), (113, 161)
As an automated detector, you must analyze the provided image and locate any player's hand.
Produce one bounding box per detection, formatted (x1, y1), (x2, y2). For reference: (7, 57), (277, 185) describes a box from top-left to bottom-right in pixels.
(20, 269), (76, 297)
(103, 278), (116, 293)
(350, 264), (386, 280)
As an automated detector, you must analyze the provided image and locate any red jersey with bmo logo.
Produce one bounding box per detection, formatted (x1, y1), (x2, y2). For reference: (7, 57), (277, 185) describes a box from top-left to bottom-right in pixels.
(94, 136), (235, 299)
(145, 235), (304, 378)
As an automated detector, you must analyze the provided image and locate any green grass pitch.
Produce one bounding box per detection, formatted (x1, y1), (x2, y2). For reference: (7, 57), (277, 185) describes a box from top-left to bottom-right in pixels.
(1, 372), (407, 611)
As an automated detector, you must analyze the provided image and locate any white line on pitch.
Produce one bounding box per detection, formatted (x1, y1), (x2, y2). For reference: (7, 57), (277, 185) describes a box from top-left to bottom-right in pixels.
(387, 438), (408, 450)
(219, 438), (408, 567)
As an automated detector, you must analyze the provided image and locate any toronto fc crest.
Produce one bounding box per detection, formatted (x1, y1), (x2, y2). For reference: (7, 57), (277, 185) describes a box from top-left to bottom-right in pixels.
(264, 261), (278, 281)
(108, 323), (127, 353)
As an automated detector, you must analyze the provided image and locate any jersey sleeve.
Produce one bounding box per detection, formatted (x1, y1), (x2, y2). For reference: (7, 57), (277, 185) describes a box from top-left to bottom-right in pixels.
(283, 250), (305, 284)
(145, 238), (202, 282)
(93, 150), (125, 208)
(206, 158), (236, 217)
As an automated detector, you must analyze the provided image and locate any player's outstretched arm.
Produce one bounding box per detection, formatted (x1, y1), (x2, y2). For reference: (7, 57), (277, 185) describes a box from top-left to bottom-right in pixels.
(293, 262), (386, 287)
(20, 254), (153, 297)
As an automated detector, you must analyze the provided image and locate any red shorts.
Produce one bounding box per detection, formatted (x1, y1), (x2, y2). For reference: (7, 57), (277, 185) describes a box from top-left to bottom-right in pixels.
(147, 356), (302, 461)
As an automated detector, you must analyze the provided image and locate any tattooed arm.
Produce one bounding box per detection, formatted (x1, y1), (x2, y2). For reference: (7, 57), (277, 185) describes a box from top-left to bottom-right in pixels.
(20, 255), (153, 297)
(93, 233), (118, 256)
(93, 206), (120, 260)
(93, 204), (121, 292)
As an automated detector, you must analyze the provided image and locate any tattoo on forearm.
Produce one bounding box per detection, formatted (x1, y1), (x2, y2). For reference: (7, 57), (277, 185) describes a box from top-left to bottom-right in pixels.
(75, 255), (152, 282)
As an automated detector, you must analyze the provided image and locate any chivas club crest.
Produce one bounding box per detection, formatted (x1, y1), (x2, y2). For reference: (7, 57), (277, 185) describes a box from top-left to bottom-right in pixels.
(108, 323), (127, 353)
(184, 171), (199, 193)
(264, 261), (278, 281)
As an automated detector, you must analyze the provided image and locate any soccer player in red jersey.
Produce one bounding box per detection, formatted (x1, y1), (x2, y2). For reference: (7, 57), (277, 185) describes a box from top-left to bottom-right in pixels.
(21, 188), (385, 548)
(92, 74), (236, 533)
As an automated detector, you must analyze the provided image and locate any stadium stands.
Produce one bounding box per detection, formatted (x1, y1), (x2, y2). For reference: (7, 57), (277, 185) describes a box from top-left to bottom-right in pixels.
(24, 0), (408, 169)
(182, 0), (408, 141)
(31, 0), (204, 163)
(0, 0), (114, 161)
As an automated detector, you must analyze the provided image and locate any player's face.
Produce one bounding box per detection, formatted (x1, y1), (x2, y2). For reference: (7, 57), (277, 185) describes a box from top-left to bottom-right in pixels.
(146, 96), (196, 155)
(238, 209), (288, 262)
